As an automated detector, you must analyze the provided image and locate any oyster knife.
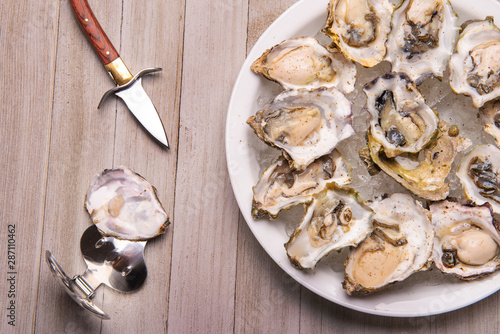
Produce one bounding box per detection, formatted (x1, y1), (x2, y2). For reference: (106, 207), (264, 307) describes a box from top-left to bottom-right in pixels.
(69, 0), (169, 148)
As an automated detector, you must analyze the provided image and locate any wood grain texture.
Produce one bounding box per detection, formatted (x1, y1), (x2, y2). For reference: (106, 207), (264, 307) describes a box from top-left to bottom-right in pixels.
(33, 0), (121, 331)
(0, 0), (60, 332)
(166, 0), (247, 332)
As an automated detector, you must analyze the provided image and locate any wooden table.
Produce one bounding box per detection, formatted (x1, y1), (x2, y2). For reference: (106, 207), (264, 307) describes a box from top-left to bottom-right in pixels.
(1, 0), (499, 332)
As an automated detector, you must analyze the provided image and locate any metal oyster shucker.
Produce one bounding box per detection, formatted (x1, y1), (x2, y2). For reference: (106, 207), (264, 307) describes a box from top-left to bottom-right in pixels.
(45, 225), (148, 320)
(69, 0), (169, 148)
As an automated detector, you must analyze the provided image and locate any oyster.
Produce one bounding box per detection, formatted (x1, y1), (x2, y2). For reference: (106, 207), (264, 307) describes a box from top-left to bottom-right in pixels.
(252, 150), (351, 219)
(343, 194), (434, 295)
(449, 17), (500, 108)
(457, 144), (500, 213)
(385, 0), (459, 84)
(322, 0), (396, 67)
(251, 37), (357, 93)
(364, 73), (439, 158)
(285, 184), (373, 270)
(85, 167), (170, 241)
(430, 200), (500, 280)
(368, 120), (471, 200)
(247, 87), (354, 169)
(480, 99), (500, 146)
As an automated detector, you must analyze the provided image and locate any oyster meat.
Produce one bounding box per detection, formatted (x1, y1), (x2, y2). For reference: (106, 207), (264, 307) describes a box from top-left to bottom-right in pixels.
(251, 36), (357, 93)
(343, 193), (434, 295)
(247, 87), (354, 169)
(285, 184), (373, 270)
(385, 0), (459, 84)
(368, 120), (470, 200)
(457, 144), (500, 213)
(85, 167), (170, 241)
(323, 0), (396, 67)
(430, 200), (500, 280)
(252, 150), (351, 219)
(449, 17), (500, 108)
(364, 72), (439, 158)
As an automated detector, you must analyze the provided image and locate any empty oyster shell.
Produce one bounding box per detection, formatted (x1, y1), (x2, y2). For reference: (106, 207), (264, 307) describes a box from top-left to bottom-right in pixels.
(247, 87), (354, 169)
(84, 167), (170, 241)
(252, 150), (351, 219)
(251, 37), (357, 93)
(457, 144), (500, 213)
(285, 184), (373, 270)
(364, 73), (439, 158)
(385, 0), (459, 84)
(323, 0), (396, 67)
(430, 200), (500, 280)
(449, 17), (500, 108)
(343, 193), (434, 295)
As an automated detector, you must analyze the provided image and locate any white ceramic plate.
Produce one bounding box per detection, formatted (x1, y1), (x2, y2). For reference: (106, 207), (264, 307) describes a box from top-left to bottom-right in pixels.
(226, 0), (500, 317)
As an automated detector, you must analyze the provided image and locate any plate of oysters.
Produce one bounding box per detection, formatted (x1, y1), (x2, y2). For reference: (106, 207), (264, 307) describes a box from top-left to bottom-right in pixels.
(226, 0), (500, 317)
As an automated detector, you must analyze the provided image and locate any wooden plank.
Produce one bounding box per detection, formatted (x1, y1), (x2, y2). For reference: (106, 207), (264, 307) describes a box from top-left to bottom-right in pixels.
(99, 0), (185, 331)
(33, 0), (121, 331)
(165, 0), (248, 332)
(234, 1), (302, 333)
(0, 1), (60, 332)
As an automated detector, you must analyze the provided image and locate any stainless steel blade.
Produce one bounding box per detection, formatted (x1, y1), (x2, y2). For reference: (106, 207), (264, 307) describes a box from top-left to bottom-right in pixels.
(116, 78), (169, 148)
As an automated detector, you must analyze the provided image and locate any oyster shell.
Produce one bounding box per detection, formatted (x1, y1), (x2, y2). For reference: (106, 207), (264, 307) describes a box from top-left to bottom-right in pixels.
(368, 120), (471, 201)
(323, 0), (396, 67)
(430, 200), (500, 280)
(457, 144), (500, 213)
(449, 17), (500, 108)
(252, 150), (351, 219)
(364, 73), (439, 158)
(285, 184), (373, 270)
(247, 87), (354, 169)
(479, 99), (500, 146)
(251, 37), (357, 93)
(343, 193), (434, 295)
(385, 0), (459, 84)
(85, 167), (170, 241)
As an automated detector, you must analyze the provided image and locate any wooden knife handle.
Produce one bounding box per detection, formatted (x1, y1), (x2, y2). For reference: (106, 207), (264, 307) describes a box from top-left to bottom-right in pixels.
(69, 0), (119, 65)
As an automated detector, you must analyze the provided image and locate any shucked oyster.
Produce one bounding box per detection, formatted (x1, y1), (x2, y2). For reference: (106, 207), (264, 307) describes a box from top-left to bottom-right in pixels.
(431, 200), (500, 280)
(457, 144), (500, 213)
(343, 194), (434, 295)
(251, 37), (357, 93)
(364, 73), (439, 158)
(85, 167), (170, 241)
(285, 184), (373, 270)
(252, 150), (351, 219)
(385, 0), (459, 84)
(247, 87), (354, 169)
(323, 0), (396, 67)
(449, 17), (500, 108)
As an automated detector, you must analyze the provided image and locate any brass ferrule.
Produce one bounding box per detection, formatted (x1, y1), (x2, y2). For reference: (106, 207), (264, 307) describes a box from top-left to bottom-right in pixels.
(105, 58), (133, 86)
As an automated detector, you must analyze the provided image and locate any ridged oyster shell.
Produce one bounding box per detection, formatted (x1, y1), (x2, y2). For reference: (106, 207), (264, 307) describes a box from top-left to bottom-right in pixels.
(385, 0), (459, 84)
(449, 17), (500, 108)
(247, 87), (354, 169)
(430, 200), (500, 280)
(457, 144), (500, 213)
(84, 166), (169, 241)
(251, 36), (357, 93)
(343, 193), (434, 295)
(323, 0), (397, 67)
(252, 150), (351, 219)
(285, 184), (373, 270)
